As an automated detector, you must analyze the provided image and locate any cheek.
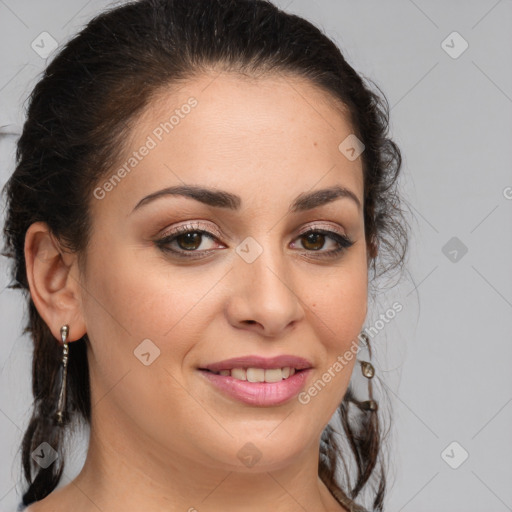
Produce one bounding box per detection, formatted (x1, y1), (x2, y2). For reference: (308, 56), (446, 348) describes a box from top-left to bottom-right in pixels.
(308, 264), (368, 344)
(294, 261), (367, 411)
(311, 284), (367, 330)
(80, 244), (213, 437)
(80, 241), (229, 367)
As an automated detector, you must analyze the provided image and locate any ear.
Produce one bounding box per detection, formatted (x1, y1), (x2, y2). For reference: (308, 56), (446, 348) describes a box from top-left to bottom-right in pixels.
(24, 221), (86, 343)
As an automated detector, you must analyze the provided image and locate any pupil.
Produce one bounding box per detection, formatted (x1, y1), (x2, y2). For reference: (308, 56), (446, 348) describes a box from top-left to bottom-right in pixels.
(304, 233), (324, 251)
(178, 232), (201, 250)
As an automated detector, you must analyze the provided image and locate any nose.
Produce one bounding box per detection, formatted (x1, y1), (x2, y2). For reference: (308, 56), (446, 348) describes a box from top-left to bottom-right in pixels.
(225, 241), (305, 337)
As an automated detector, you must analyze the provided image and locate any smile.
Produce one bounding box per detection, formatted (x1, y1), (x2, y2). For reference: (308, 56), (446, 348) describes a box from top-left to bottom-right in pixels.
(206, 366), (298, 382)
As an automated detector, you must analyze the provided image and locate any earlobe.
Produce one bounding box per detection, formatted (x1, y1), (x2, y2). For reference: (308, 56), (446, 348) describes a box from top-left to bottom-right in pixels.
(24, 221), (86, 342)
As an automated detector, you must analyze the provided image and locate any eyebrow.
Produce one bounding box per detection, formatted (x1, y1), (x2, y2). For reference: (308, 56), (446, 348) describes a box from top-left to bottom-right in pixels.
(131, 184), (361, 214)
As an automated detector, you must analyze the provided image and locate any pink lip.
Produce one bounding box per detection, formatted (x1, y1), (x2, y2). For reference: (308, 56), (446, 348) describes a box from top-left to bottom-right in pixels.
(199, 368), (313, 407)
(200, 355), (313, 372)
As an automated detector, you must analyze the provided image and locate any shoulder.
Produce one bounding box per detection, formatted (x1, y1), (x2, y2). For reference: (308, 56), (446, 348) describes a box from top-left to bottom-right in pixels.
(21, 499), (57, 512)
(18, 487), (77, 512)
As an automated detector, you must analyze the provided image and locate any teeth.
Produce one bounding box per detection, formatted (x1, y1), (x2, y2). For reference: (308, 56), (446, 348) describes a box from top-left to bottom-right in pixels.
(212, 367), (298, 382)
(264, 368), (283, 383)
(247, 368), (265, 382)
(230, 368), (246, 381)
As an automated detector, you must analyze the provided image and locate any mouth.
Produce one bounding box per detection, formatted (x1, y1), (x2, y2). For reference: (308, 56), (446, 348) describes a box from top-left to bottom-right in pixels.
(200, 366), (304, 382)
(197, 355), (313, 406)
(199, 355), (313, 381)
(198, 367), (312, 407)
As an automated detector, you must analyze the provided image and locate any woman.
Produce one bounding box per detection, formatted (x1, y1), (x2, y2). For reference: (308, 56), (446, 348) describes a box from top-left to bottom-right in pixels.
(2, 0), (409, 510)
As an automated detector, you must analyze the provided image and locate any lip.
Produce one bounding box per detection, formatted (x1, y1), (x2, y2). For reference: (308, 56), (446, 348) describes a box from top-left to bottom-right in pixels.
(199, 355), (313, 372)
(199, 368), (313, 407)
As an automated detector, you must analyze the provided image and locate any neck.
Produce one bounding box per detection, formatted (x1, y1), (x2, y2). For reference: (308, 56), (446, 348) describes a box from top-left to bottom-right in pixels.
(55, 405), (346, 512)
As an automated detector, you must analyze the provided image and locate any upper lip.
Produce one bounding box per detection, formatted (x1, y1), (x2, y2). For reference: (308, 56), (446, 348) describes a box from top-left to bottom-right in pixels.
(200, 355), (313, 372)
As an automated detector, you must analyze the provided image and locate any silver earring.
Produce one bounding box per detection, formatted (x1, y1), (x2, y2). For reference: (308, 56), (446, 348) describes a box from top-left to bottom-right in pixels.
(359, 333), (378, 412)
(56, 324), (69, 424)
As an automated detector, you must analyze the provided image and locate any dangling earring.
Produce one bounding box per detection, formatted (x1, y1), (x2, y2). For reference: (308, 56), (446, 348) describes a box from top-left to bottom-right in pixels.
(56, 324), (69, 424)
(359, 332), (378, 412)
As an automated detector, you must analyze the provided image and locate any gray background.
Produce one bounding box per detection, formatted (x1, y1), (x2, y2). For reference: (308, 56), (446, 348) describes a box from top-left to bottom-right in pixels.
(1, 1), (511, 511)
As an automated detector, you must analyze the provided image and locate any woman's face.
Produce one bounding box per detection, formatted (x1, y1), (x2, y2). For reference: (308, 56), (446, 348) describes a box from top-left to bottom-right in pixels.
(81, 72), (368, 473)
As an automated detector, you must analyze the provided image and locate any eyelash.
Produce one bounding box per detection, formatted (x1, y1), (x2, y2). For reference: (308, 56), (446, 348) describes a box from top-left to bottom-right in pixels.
(155, 222), (355, 260)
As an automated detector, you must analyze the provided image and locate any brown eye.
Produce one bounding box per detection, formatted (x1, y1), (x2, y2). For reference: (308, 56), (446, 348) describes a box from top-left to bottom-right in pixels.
(301, 232), (325, 251)
(291, 229), (355, 259)
(155, 223), (224, 259)
(176, 232), (203, 251)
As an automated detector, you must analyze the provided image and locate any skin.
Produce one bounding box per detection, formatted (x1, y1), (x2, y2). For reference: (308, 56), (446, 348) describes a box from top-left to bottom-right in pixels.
(24, 71), (371, 512)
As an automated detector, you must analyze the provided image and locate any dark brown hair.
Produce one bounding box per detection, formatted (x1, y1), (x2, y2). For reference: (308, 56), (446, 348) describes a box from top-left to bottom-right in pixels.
(1, 0), (409, 510)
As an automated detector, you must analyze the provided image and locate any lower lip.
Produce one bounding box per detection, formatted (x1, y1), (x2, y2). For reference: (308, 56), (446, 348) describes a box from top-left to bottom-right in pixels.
(199, 369), (312, 406)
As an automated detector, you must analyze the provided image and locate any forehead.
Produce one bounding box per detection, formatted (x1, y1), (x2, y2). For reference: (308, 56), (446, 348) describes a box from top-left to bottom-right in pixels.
(91, 72), (364, 216)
